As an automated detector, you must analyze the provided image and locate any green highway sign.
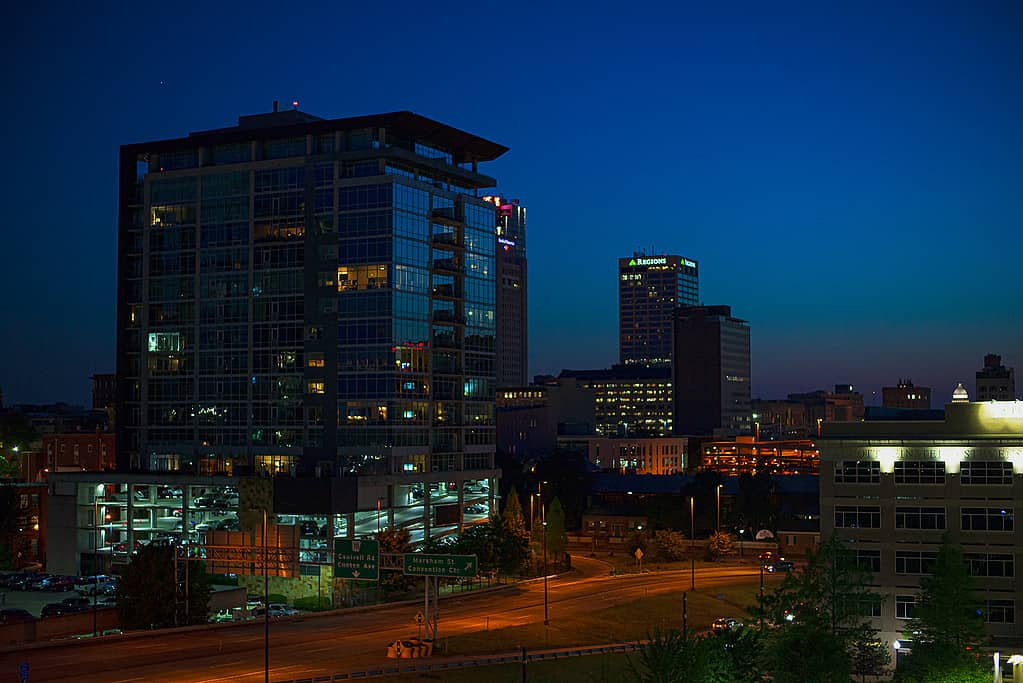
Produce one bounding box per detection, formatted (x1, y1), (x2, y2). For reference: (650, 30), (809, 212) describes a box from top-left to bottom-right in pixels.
(334, 539), (379, 581)
(403, 553), (478, 578)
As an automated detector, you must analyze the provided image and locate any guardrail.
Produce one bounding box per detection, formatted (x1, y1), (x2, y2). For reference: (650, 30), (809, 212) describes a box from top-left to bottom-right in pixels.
(274, 641), (643, 682)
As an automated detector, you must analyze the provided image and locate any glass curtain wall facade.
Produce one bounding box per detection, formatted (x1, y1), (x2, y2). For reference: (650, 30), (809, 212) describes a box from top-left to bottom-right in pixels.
(619, 254), (699, 367)
(116, 111), (505, 541)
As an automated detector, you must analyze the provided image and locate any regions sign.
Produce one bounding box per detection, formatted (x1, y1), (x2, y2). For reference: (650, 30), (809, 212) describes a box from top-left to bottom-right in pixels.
(334, 539), (379, 581)
(403, 553), (478, 578)
(627, 257), (667, 267)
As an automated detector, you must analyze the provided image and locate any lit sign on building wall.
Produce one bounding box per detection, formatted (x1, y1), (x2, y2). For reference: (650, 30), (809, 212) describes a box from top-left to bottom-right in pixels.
(498, 237), (516, 247)
(628, 257), (667, 267)
(682, 258), (697, 268)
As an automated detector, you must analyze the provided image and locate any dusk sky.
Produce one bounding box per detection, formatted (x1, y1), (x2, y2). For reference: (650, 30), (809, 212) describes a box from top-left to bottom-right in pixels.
(2, 1), (1021, 407)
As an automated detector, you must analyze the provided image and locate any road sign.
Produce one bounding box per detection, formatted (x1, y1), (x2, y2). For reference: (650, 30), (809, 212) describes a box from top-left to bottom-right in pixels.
(414, 611), (424, 625)
(403, 553), (478, 578)
(634, 548), (644, 560)
(334, 539), (379, 581)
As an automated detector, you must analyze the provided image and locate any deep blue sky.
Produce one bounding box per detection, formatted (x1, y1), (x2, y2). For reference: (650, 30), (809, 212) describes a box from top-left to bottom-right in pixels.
(3, 1), (1021, 407)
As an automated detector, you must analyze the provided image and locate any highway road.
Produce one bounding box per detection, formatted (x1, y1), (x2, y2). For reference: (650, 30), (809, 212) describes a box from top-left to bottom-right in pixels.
(0, 558), (761, 683)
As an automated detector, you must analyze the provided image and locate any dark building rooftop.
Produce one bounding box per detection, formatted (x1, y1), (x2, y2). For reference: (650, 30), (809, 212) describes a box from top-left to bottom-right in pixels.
(558, 365), (672, 381)
(126, 109), (509, 164)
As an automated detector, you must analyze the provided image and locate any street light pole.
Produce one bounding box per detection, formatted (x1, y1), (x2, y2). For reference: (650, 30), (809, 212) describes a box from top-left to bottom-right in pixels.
(759, 564), (765, 626)
(716, 484), (722, 532)
(93, 500), (98, 638)
(689, 496), (695, 591)
(542, 495), (549, 626)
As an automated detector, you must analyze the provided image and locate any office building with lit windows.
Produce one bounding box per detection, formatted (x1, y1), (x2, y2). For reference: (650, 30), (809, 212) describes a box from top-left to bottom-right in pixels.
(882, 379), (931, 409)
(483, 196), (527, 388)
(820, 400), (1023, 651)
(112, 107), (504, 551)
(619, 254), (699, 367)
(557, 365), (673, 437)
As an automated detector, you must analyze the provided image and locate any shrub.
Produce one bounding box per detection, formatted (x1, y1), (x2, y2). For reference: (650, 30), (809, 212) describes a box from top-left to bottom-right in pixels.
(653, 530), (687, 561)
(294, 596), (333, 611)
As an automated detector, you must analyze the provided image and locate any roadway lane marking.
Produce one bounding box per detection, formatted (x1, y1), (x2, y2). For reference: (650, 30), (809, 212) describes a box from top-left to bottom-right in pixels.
(110, 677), (147, 683)
(209, 659), (243, 667)
(308, 645), (337, 653)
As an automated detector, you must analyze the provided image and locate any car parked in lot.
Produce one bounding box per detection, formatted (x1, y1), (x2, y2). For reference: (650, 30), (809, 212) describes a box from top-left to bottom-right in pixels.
(41, 601), (89, 618)
(758, 550), (780, 561)
(711, 617), (743, 633)
(0, 608), (36, 624)
(42, 576), (77, 592)
(1, 572), (40, 589)
(268, 603), (299, 618)
(210, 609), (236, 623)
(62, 596), (92, 610)
(765, 560), (795, 573)
(80, 576), (117, 595)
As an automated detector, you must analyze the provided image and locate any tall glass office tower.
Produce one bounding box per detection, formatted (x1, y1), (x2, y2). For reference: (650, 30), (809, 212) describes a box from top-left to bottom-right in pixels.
(116, 108), (505, 536)
(618, 254), (699, 367)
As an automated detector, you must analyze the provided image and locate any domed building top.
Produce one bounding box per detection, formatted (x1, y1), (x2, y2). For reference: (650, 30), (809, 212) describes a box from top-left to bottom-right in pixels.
(952, 382), (969, 403)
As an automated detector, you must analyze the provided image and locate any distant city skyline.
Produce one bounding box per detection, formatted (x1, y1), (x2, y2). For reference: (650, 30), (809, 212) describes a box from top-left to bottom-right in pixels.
(2, 2), (1021, 409)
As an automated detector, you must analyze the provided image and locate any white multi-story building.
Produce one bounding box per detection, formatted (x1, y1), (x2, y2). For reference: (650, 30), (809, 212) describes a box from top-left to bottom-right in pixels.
(820, 400), (1022, 651)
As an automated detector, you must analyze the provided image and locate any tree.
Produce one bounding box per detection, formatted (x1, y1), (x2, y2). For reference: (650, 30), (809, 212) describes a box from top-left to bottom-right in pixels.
(498, 492), (530, 575)
(532, 449), (591, 529)
(761, 622), (850, 683)
(544, 497), (567, 561)
(909, 534), (986, 652)
(0, 413), (38, 479)
(502, 488), (525, 533)
(849, 632), (891, 683)
(760, 534), (879, 639)
(895, 535), (988, 683)
(712, 627), (764, 683)
(625, 530), (651, 558)
(652, 529), (685, 561)
(630, 628), (730, 683)
(117, 546), (209, 629)
(376, 527), (414, 595)
(706, 530), (736, 560)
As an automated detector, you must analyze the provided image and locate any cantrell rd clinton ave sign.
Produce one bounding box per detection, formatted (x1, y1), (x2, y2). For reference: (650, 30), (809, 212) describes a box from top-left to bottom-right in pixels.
(334, 539), (379, 580)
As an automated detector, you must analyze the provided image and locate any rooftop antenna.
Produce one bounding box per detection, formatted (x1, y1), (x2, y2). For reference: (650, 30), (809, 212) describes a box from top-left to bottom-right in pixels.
(272, 99), (279, 113)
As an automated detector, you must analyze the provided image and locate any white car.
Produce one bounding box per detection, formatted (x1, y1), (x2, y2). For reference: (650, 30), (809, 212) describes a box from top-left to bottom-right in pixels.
(268, 603), (299, 617)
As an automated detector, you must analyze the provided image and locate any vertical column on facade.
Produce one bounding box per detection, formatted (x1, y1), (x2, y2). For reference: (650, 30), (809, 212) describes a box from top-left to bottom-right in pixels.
(386, 484), (395, 529)
(457, 484), (464, 533)
(182, 486), (191, 542)
(126, 489), (135, 552)
(345, 512), (355, 539)
(423, 486), (431, 542)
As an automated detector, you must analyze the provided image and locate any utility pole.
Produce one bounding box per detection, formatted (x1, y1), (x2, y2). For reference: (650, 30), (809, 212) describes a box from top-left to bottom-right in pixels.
(689, 496), (695, 591)
(759, 565), (765, 626)
(715, 484), (722, 532)
(542, 485), (549, 626)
